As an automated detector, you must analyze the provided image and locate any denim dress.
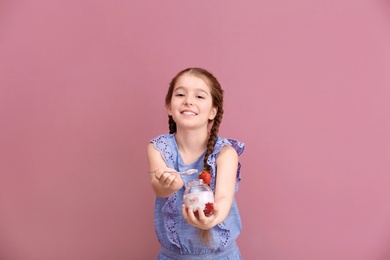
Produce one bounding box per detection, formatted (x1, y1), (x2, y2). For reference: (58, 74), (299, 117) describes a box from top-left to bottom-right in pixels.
(150, 134), (245, 260)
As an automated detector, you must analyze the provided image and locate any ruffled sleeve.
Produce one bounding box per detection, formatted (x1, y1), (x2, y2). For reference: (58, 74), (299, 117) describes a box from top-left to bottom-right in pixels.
(207, 137), (245, 192)
(150, 134), (181, 248)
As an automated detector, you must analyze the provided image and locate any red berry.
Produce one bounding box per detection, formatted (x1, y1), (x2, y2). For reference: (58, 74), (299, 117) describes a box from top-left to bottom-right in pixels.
(198, 171), (211, 184)
(192, 202), (214, 218)
(204, 202), (214, 216)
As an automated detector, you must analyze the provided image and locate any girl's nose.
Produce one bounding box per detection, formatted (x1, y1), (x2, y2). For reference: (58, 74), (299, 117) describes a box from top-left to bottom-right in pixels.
(185, 97), (193, 105)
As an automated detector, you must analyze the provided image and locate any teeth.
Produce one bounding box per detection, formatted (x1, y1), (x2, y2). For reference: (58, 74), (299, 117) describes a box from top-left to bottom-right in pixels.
(182, 111), (196, 115)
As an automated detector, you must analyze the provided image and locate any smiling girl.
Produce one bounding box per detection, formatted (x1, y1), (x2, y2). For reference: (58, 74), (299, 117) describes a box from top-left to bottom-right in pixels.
(147, 68), (245, 259)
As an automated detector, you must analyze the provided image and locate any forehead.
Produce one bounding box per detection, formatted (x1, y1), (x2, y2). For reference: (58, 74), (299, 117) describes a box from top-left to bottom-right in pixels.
(174, 74), (210, 91)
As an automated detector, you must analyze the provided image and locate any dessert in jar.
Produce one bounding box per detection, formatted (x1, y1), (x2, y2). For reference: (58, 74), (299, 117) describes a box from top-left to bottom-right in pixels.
(183, 179), (214, 217)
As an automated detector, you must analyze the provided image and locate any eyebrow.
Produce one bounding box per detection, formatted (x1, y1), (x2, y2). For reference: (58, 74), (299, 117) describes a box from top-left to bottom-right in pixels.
(174, 86), (209, 95)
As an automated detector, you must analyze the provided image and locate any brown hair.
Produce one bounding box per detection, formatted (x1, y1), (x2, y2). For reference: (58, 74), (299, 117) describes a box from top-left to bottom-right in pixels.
(165, 67), (224, 245)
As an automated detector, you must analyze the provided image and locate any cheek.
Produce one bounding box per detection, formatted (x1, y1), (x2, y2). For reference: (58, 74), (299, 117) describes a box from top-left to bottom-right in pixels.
(167, 100), (180, 115)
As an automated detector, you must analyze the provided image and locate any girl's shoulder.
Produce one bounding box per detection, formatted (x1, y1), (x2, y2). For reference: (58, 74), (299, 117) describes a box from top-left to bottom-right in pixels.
(149, 134), (177, 167)
(150, 133), (175, 143)
(214, 137), (245, 157)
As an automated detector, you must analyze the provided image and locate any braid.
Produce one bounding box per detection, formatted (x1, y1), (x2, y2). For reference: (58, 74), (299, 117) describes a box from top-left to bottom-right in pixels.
(168, 116), (176, 134)
(203, 108), (224, 172)
(199, 109), (223, 246)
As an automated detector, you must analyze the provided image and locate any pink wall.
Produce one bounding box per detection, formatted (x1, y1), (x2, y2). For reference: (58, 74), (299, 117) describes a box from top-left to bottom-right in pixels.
(1, 1), (390, 259)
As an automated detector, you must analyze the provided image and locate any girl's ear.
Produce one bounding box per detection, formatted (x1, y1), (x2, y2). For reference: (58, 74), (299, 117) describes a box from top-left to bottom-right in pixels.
(167, 105), (172, 116)
(208, 107), (217, 120)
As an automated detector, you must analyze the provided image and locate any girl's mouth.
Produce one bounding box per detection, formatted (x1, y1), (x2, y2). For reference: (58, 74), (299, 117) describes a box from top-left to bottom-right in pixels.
(181, 110), (197, 115)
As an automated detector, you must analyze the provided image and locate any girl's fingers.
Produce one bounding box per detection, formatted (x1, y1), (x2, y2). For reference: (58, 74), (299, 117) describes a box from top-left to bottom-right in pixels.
(197, 207), (205, 219)
(187, 206), (197, 221)
(155, 168), (176, 179)
(163, 174), (178, 187)
(182, 204), (188, 219)
(212, 203), (219, 215)
(183, 206), (199, 223)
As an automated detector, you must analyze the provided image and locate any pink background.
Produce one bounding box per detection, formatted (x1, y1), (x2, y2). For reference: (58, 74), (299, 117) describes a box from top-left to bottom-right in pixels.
(1, 1), (390, 259)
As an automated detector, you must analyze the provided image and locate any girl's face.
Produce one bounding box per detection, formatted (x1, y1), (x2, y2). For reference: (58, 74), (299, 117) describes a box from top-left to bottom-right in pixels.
(167, 74), (217, 131)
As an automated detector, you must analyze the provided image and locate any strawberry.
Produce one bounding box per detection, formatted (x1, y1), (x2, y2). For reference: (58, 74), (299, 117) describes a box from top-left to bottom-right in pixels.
(192, 202), (214, 218)
(198, 171), (211, 185)
(203, 202), (214, 216)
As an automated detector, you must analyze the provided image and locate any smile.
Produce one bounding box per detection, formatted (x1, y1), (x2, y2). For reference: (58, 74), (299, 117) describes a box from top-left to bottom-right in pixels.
(181, 110), (197, 115)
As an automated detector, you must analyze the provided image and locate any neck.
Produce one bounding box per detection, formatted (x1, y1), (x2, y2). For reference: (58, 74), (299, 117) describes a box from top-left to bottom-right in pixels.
(174, 128), (209, 155)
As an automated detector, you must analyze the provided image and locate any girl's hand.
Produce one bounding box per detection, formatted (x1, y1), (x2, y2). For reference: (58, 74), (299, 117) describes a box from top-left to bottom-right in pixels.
(181, 203), (220, 230)
(154, 168), (183, 190)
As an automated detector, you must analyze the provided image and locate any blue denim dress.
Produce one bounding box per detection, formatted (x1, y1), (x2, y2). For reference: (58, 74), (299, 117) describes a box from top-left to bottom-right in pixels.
(150, 134), (245, 260)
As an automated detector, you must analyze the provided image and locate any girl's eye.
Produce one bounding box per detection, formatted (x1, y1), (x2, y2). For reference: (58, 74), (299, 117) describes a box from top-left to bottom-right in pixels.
(197, 95), (205, 99)
(175, 93), (185, 97)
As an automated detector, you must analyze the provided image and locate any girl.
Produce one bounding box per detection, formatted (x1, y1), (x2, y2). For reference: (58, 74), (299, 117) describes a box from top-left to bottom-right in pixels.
(147, 68), (245, 259)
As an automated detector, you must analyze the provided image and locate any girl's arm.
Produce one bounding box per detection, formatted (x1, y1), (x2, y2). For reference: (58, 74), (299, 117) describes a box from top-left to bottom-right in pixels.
(182, 145), (238, 229)
(147, 143), (184, 198)
(212, 145), (239, 222)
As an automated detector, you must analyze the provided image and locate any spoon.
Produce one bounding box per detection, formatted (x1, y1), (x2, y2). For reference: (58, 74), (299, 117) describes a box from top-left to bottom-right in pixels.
(163, 169), (198, 175)
(149, 169), (198, 175)
(176, 169), (198, 175)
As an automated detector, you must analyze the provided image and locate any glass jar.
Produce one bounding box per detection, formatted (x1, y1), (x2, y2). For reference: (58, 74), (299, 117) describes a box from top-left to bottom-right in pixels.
(183, 179), (214, 216)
